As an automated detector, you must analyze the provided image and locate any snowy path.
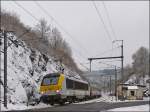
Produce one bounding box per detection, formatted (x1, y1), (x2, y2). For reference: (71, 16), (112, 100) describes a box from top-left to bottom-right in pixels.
(108, 104), (150, 111)
(74, 96), (149, 104)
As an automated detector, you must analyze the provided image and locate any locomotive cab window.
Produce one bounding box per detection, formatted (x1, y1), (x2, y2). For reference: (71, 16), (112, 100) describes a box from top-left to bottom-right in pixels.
(42, 76), (59, 85)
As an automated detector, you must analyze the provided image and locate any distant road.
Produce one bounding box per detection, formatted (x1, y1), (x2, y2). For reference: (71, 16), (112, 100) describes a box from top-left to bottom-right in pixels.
(6, 101), (149, 112)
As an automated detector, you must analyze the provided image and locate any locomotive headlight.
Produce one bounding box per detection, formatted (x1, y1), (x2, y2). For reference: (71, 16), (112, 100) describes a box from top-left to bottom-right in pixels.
(41, 91), (44, 94)
(56, 90), (60, 93)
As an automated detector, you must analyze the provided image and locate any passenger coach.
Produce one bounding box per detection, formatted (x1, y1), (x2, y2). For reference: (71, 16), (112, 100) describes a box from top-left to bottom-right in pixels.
(40, 73), (90, 105)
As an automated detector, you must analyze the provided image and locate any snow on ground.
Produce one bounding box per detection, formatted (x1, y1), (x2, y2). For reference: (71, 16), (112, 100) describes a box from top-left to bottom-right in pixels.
(100, 92), (149, 103)
(108, 104), (149, 111)
(1, 102), (51, 111)
(74, 93), (114, 104)
(74, 93), (149, 105)
(125, 74), (149, 90)
(74, 98), (105, 104)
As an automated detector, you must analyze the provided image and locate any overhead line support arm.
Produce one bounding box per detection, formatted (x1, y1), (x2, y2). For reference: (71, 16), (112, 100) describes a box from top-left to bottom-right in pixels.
(88, 56), (123, 61)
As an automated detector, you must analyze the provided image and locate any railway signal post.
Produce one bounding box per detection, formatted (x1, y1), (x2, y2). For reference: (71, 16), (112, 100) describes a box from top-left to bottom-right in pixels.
(114, 66), (118, 101)
(1, 30), (15, 108)
(3, 30), (7, 108)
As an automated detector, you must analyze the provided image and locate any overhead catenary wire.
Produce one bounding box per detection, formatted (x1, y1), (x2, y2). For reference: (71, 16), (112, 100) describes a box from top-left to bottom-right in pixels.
(14, 1), (39, 22)
(92, 1), (120, 59)
(72, 50), (90, 71)
(94, 45), (120, 57)
(79, 62), (90, 71)
(34, 1), (90, 56)
(92, 1), (117, 61)
(92, 1), (113, 45)
(92, 1), (122, 59)
(102, 1), (120, 47)
(99, 59), (121, 63)
(99, 61), (120, 69)
(102, 1), (117, 41)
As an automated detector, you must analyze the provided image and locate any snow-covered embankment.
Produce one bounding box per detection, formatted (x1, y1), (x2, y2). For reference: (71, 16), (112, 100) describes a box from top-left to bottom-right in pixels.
(0, 33), (80, 111)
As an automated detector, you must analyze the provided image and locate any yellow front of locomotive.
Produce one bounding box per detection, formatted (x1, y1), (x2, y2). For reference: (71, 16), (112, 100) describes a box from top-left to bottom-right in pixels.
(40, 73), (64, 104)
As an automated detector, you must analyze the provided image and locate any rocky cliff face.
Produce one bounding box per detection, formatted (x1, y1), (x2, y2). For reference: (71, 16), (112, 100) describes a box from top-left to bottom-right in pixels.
(0, 33), (81, 105)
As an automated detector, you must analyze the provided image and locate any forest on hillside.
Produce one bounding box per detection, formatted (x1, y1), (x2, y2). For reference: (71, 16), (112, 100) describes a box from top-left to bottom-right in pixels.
(1, 10), (82, 74)
(123, 46), (149, 83)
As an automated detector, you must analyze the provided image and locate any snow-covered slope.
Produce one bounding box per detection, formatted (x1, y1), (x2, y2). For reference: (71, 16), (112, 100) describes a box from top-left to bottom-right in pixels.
(124, 74), (150, 97)
(0, 33), (81, 110)
(125, 74), (149, 90)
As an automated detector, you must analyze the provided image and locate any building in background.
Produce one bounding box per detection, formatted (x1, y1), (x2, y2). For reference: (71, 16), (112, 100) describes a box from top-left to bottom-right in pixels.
(117, 84), (146, 100)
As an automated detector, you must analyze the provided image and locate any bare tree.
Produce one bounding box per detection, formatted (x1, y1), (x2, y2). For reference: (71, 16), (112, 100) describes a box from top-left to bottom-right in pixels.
(50, 28), (63, 49)
(122, 64), (134, 83)
(34, 18), (51, 41)
(132, 47), (149, 85)
(132, 47), (149, 77)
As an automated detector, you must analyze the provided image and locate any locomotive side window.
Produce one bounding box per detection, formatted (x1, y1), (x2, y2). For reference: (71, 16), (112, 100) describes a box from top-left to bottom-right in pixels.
(74, 81), (88, 90)
(66, 78), (74, 89)
(66, 78), (88, 90)
(84, 83), (88, 90)
(83, 83), (88, 90)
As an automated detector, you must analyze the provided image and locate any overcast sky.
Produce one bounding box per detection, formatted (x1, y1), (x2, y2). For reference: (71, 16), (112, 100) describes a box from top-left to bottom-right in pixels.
(2, 1), (149, 71)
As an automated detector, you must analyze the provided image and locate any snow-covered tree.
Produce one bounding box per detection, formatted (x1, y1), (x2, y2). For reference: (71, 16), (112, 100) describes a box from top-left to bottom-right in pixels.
(132, 47), (149, 77)
(34, 18), (51, 41)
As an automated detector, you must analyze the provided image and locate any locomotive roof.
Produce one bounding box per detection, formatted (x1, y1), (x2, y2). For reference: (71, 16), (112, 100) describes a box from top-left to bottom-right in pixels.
(65, 75), (88, 84)
(43, 73), (88, 84)
(43, 73), (60, 78)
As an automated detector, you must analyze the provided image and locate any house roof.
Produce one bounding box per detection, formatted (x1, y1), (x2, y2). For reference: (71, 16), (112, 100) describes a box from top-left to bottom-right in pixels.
(118, 83), (146, 87)
(127, 86), (138, 90)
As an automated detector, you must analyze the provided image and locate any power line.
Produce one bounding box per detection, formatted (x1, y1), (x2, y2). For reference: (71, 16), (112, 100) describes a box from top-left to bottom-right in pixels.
(99, 59), (121, 63)
(14, 1), (39, 22)
(102, 2), (120, 48)
(92, 1), (118, 68)
(94, 45), (120, 57)
(73, 50), (90, 71)
(92, 1), (113, 44)
(79, 62), (90, 71)
(99, 61), (120, 69)
(102, 1), (118, 41)
(34, 1), (54, 22)
(89, 57), (121, 71)
(34, 1), (90, 55)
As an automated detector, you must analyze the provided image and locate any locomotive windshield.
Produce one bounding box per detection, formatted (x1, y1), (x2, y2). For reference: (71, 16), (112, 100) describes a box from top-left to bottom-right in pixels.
(42, 75), (59, 85)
